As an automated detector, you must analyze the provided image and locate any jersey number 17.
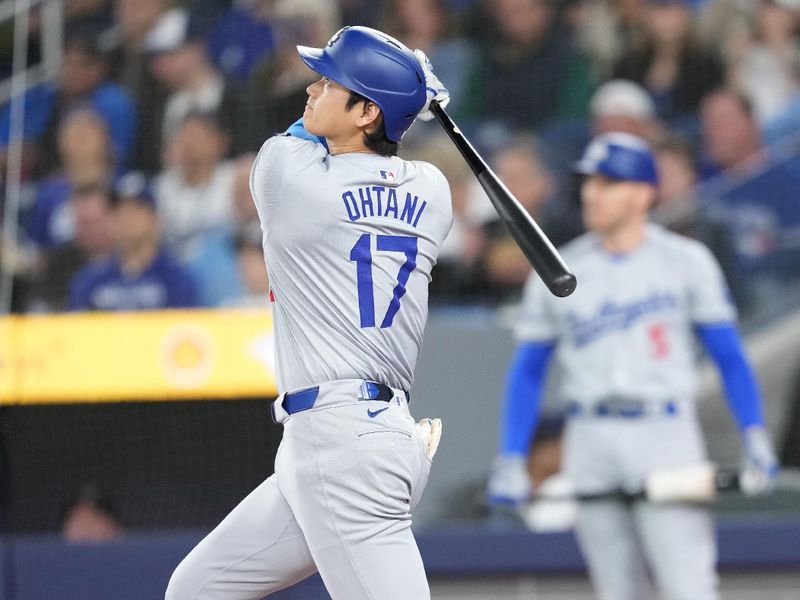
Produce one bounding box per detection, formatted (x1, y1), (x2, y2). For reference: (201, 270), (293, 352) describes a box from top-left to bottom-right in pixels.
(349, 234), (418, 329)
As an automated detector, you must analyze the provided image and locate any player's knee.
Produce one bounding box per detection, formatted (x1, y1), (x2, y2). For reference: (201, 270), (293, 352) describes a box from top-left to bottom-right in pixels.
(165, 559), (197, 600)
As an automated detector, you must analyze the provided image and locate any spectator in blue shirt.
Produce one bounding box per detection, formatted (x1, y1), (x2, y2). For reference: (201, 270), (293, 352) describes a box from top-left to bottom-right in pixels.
(0, 22), (136, 177)
(25, 108), (114, 250)
(67, 172), (197, 311)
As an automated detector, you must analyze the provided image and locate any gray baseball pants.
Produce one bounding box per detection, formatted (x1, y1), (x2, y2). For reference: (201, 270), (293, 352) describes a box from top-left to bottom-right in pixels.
(564, 410), (719, 600)
(166, 379), (432, 599)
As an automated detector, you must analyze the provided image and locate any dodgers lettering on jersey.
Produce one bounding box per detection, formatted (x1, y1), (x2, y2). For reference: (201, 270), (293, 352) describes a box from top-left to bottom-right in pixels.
(516, 224), (736, 406)
(250, 135), (453, 393)
(568, 293), (679, 347)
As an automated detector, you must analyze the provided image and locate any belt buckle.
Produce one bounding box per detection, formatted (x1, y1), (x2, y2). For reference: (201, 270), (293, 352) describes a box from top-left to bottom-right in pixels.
(358, 381), (380, 401)
(600, 396), (644, 418)
(358, 380), (394, 402)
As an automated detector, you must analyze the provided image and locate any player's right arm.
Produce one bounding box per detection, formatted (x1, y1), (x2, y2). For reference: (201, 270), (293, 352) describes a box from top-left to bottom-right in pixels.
(487, 341), (555, 505)
(487, 274), (559, 506)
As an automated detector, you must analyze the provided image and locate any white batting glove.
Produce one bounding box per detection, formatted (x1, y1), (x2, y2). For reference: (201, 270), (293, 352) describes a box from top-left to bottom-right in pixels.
(413, 49), (450, 121)
(415, 418), (442, 460)
(486, 454), (531, 506)
(740, 426), (778, 496)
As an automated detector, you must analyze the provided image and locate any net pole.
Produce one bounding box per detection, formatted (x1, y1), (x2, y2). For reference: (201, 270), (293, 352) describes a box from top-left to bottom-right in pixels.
(0, 0), (31, 314)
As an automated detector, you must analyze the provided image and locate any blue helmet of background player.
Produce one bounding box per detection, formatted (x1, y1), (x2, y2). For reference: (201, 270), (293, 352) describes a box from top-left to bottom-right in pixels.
(574, 132), (659, 186)
(112, 171), (157, 210)
(296, 26), (427, 142)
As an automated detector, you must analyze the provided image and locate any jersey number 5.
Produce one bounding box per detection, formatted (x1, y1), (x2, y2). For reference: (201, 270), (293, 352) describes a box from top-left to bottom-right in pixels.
(350, 234), (418, 328)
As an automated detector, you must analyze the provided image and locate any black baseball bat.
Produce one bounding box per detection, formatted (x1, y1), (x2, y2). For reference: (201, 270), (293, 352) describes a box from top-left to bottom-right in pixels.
(431, 102), (577, 298)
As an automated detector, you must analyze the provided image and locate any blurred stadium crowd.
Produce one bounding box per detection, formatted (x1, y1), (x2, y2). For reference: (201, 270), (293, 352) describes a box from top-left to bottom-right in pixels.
(1, 0), (799, 316)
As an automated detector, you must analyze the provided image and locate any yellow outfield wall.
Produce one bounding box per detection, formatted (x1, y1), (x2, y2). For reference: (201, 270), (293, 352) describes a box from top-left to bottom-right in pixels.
(0, 309), (278, 404)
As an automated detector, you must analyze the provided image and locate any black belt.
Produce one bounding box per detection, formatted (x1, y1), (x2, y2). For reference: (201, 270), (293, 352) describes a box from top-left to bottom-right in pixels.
(281, 381), (409, 416)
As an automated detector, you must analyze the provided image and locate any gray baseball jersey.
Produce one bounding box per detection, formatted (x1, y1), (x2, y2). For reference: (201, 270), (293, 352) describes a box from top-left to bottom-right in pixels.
(167, 135), (452, 600)
(516, 223), (736, 408)
(250, 135), (453, 394)
(516, 223), (734, 600)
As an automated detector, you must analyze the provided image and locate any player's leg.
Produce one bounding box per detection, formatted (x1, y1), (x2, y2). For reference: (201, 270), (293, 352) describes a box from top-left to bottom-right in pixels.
(165, 474), (317, 600)
(623, 414), (718, 600)
(279, 399), (432, 600)
(575, 500), (655, 600)
(563, 420), (654, 600)
(635, 502), (719, 600)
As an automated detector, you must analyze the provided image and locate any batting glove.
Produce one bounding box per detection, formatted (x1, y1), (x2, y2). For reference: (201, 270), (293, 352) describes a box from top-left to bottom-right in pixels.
(486, 454), (532, 506)
(415, 418), (442, 460)
(740, 426), (778, 496)
(413, 49), (450, 121)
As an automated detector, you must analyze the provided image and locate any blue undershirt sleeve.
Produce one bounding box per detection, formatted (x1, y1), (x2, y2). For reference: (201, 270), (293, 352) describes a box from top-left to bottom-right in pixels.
(284, 118), (329, 150)
(499, 341), (556, 456)
(695, 322), (764, 431)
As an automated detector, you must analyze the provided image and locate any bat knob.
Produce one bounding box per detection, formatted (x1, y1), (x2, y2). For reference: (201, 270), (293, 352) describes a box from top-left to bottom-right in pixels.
(550, 273), (577, 298)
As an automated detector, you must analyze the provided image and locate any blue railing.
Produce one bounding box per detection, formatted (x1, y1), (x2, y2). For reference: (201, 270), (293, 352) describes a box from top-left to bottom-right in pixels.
(2, 515), (799, 600)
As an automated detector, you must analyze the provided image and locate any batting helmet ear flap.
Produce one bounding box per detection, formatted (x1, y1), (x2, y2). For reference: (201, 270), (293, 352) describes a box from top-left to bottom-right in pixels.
(297, 26), (427, 141)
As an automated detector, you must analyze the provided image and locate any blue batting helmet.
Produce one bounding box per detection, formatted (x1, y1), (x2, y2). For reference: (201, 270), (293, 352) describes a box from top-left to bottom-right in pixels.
(574, 132), (658, 185)
(297, 26), (427, 142)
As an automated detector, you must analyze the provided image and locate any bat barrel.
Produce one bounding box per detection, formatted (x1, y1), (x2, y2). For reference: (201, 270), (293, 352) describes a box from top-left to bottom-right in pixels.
(477, 172), (577, 298)
(431, 101), (577, 298)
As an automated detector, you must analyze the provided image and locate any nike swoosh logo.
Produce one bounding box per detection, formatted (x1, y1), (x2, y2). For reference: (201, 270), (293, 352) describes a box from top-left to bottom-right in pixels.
(367, 406), (389, 418)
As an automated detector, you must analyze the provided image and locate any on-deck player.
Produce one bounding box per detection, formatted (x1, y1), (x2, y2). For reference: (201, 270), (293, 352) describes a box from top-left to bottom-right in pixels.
(166, 26), (450, 600)
(487, 132), (779, 600)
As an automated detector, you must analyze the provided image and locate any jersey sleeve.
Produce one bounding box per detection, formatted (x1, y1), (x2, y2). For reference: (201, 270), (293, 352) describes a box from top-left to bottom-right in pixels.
(249, 135), (324, 231)
(686, 242), (737, 324)
(514, 272), (560, 342)
(415, 161), (454, 247)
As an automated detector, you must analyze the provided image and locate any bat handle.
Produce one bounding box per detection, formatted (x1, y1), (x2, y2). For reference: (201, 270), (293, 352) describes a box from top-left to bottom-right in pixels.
(715, 468), (740, 492)
(430, 102), (488, 176)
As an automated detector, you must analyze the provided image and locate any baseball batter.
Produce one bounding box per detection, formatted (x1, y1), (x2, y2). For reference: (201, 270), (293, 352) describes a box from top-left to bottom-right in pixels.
(166, 27), (451, 600)
(487, 133), (779, 600)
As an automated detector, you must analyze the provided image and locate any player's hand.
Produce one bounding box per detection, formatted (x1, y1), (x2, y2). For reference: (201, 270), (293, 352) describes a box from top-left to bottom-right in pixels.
(415, 418), (442, 460)
(740, 426), (778, 496)
(486, 454), (531, 506)
(413, 49), (450, 121)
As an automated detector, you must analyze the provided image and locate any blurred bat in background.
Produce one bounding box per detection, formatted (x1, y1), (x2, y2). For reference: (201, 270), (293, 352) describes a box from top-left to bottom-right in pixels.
(530, 462), (800, 504)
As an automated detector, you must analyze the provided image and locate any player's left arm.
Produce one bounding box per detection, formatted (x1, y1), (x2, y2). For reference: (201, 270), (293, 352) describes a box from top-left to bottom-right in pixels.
(695, 323), (764, 431)
(687, 241), (778, 495)
(695, 323), (778, 495)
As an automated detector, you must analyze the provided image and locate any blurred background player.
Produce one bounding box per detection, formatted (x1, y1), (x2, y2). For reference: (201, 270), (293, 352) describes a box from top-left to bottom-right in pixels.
(166, 26), (449, 599)
(487, 132), (778, 600)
